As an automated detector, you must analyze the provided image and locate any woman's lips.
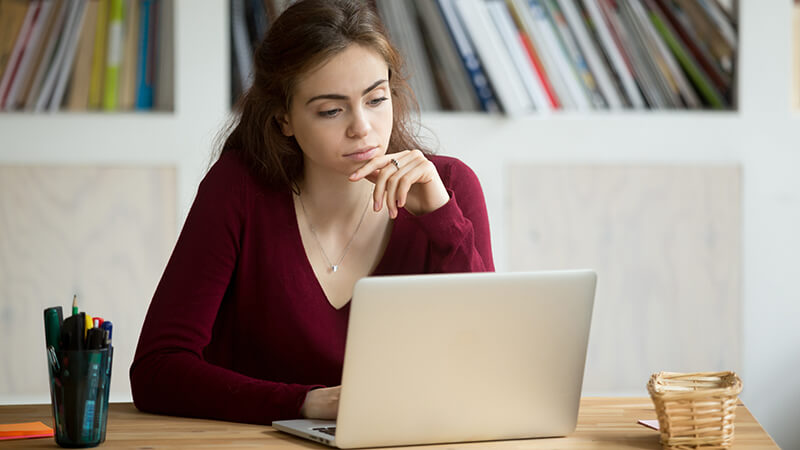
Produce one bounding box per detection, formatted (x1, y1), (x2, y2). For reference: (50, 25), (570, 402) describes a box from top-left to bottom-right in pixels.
(344, 146), (378, 161)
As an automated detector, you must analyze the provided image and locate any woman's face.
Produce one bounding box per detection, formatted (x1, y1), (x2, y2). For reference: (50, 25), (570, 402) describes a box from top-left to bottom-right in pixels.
(281, 44), (394, 177)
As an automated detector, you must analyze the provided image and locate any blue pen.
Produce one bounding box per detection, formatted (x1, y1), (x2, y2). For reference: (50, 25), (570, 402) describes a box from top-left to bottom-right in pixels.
(100, 321), (113, 346)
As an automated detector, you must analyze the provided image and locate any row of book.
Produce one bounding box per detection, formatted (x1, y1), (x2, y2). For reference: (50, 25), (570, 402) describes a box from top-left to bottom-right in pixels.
(0, 0), (173, 113)
(230, 0), (737, 114)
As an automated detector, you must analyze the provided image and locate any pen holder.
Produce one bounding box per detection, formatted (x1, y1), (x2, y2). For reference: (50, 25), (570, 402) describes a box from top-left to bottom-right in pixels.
(47, 347), (114, 448)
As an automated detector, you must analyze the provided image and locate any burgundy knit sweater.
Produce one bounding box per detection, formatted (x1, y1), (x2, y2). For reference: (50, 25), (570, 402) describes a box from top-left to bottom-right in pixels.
(130, 150), (494, 425)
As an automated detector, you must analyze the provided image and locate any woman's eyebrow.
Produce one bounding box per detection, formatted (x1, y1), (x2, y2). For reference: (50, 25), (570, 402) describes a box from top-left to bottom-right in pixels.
(305, 79), (388, 105)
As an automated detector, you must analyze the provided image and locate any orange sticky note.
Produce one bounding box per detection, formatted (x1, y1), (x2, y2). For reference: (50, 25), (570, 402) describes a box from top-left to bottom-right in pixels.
(0, 421), (54, 440)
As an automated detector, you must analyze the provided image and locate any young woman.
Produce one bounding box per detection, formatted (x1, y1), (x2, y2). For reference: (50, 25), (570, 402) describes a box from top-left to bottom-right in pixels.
(130, 0), (493, 425)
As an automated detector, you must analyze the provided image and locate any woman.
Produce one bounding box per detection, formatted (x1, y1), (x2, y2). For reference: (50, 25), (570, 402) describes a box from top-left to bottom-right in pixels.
(130, 0), (493, 425)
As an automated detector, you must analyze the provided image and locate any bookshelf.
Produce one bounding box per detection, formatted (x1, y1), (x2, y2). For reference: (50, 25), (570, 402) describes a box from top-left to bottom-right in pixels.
(1, 1), (799, 448)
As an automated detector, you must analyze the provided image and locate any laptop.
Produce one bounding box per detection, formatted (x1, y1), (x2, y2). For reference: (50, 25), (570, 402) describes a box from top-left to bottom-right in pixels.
(272, 270), (596, 448)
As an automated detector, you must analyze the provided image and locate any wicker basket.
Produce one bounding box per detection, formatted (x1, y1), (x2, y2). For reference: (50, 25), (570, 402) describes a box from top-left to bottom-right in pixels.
(647, 371), (743, 450)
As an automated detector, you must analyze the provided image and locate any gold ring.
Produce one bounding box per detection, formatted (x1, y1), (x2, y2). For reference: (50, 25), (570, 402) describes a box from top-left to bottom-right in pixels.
(390, 158), (400, 170)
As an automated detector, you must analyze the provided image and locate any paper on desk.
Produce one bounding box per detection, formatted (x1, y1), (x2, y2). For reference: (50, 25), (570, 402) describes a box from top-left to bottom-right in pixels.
(637, 419), (659, 431)
(0, 421), (54, 440)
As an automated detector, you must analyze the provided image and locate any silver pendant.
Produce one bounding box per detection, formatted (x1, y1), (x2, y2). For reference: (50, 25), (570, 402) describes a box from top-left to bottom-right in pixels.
(331, 265), (339, 273)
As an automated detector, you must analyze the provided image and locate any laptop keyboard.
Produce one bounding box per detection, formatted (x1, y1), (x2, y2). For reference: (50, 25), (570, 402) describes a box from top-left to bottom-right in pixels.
(313, 426), (337, 436)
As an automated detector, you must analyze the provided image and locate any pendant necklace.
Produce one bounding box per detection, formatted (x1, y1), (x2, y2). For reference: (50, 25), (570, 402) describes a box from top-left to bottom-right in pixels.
(298, 191), (371, 274)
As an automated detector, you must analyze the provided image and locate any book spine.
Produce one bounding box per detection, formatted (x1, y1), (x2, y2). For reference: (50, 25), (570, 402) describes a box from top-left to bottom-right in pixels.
(558, 0), (623, 109)
(89, 0), (109, 109)
(135, 0), (154, 109)
(436, 0), (500, 113)
(103, 0), (125, 110)
(0, 1), (42, 109)
(49, 0), (89, 112)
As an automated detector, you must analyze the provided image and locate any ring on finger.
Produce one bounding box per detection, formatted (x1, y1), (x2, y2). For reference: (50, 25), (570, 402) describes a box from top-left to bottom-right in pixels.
(390, 158), (400, 170)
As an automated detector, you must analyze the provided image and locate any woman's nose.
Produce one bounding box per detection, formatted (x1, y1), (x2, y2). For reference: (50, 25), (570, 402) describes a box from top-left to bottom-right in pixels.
(347, 108), (371, 138)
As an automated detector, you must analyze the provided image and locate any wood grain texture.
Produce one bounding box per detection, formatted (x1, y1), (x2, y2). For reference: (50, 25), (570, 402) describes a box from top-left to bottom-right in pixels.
(0, 398), (777, 448)
(0, 165), (176, 401)
(508, 165), (741, 394)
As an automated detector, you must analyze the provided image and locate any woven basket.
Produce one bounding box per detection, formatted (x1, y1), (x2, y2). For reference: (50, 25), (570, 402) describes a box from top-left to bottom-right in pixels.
(647, 371), (743, 450)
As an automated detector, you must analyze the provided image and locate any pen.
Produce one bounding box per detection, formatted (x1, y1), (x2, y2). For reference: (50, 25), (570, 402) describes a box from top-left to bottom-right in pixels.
(100, 321), (113, 346)
(84, 314), (93, 339)
(44, 307), (63, 352)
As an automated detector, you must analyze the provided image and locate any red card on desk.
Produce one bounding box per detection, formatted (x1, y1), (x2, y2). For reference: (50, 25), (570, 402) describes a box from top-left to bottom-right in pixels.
(0, 421), (54, 440)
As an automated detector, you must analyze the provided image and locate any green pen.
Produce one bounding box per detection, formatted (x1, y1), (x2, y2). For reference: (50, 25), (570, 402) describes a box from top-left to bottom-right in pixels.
(44, 306), (63, 352)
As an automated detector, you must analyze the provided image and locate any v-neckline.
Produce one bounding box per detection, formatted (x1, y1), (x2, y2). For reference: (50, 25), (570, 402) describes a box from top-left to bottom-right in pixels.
(288, 189), (395, 311)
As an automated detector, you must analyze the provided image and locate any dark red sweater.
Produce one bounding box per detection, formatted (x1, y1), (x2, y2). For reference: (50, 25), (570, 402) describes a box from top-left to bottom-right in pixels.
(130, 150), (494, 425)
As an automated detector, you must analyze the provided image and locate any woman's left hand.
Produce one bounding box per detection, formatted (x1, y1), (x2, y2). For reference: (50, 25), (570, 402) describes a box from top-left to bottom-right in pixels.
(349, 149), (449, 218)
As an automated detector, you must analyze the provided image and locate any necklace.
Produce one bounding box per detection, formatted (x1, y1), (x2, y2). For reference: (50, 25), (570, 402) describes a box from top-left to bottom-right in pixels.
(297, 190), (371, 274)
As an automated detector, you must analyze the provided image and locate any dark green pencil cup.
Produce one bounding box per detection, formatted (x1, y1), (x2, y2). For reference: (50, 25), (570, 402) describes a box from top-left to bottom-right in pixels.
(47, 347), (114, 448)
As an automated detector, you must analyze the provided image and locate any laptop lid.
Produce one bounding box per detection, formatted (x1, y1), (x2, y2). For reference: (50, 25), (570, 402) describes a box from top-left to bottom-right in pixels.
(334, 270), (596, 448)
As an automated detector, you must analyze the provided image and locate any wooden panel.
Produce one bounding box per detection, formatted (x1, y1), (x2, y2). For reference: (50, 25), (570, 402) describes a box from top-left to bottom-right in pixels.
(0, 166), (176, 400)
(509, 165), (741, 393)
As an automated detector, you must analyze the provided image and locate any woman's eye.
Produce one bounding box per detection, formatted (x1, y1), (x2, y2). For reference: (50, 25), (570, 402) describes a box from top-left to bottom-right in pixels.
(369, 97), (388, 106)
(318, 109), (341, 118)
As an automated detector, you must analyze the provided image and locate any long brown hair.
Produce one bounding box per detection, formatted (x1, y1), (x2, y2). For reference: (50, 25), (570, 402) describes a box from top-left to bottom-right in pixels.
(217, 0), (428, 192)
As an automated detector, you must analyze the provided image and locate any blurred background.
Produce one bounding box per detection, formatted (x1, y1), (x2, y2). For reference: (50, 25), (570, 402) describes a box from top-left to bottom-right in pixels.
(0, 0), (798, 448)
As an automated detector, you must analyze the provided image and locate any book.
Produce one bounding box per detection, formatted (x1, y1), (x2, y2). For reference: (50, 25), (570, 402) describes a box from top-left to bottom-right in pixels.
(231, 0), (254, 94)
(88, 0), (109, 109)
(67, 0), (99, 111)
(582, 0), (645, 108)
(376, 0), (442, 111)
(505, 0), (562, 109)
(0, 1), (42, 109)
(1, 1), (52, 110)
(558, 0), (624, 109)
(542, 0), (605, 108)
(653, 0), (730, 95)
(646, 0), (726, 109)
(119, 0), (140, 110)
(414, 0), (481, 111)
(154, 0), (173, 111)
(22, 0), (69, 110)
(436, 0), (500, 112)
(135, 0), (156, 109)
(0, 0), (31, 80)
(19, 0), (65, 108)
(487, 0), (552, 112)
(672, 0), (734, 74)
(629, 0), (700, 108)
(528, 0), (591, 110)
(454, 0), (533, 115)
(49, 0), (90, 111)
(102, 0), (125, 110)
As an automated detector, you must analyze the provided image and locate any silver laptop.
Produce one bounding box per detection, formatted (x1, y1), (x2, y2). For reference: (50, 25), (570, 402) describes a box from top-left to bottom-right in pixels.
(272, 270), (596, 448)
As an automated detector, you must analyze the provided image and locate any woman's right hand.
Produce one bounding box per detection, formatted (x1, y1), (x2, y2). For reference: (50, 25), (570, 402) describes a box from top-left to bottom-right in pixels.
(300, 386), (340, 419)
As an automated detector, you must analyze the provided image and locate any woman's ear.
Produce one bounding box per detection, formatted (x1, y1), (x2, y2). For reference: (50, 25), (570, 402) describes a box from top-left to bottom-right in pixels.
(277, 113), (294, 137)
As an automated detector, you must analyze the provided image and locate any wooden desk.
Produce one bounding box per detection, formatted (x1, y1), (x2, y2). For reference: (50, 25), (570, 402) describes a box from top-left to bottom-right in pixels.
(0, 398), (777, 449)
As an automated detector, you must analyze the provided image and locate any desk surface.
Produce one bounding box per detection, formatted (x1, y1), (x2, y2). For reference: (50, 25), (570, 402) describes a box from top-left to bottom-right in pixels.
(0, 398), (777, 449)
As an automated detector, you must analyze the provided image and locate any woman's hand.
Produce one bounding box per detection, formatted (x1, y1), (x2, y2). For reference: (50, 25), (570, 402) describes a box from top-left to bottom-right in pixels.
(349, 150), (449, 218)
(300, 386), (340, 419)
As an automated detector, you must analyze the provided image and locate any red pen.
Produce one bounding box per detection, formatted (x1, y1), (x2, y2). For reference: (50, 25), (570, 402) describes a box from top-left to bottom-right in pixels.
(92, 317), (104, 328)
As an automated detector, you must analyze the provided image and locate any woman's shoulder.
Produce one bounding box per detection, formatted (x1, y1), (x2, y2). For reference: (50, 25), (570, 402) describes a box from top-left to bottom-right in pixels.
(203, 150), (284, 198)
(426, 154), (479, 186)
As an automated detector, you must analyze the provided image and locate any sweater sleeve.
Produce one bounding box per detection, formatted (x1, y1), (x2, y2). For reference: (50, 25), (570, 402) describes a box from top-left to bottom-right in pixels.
(129, 154), (322, 425)
(405, 157), (495, 273)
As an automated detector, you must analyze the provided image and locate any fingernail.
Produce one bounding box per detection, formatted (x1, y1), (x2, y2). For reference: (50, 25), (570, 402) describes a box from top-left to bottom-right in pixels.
(349, 172), (358, 180)
(374, 201), (380, 211)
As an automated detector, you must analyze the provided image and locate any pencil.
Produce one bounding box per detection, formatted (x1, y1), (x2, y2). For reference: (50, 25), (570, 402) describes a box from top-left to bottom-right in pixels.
(72, 294), (78, 316)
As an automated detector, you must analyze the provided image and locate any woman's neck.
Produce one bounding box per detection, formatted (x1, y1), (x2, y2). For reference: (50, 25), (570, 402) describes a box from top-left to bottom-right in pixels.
(297, 163), (373, 226)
